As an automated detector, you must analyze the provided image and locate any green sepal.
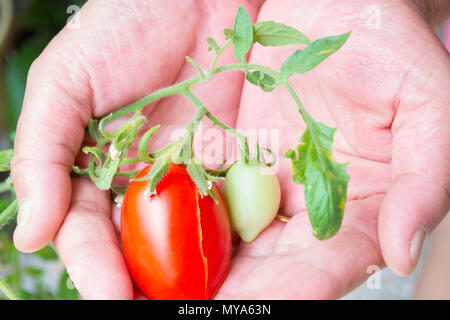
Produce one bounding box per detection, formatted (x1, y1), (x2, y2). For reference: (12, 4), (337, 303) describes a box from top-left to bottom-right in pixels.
(253, 21), (310, 46)
(187, 161), (220, 204)
(224, 28), (234, 41)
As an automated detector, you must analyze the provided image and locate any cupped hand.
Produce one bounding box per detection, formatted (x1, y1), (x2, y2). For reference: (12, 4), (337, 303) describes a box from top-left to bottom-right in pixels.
(10, 0), (261, 299)
(216, 0), (450, 299)
(10, 0), (450, 300)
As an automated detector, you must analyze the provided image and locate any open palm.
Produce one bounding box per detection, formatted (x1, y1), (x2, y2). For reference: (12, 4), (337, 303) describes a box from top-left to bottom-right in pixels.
(11, 0), (449, 299)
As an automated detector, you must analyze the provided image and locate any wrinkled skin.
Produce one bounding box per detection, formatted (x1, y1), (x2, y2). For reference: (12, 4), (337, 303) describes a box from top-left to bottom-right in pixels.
(10, 0), (450, 299)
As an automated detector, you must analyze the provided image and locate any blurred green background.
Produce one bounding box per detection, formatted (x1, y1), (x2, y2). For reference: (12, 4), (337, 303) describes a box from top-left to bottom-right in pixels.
(0, 0), (86, 300)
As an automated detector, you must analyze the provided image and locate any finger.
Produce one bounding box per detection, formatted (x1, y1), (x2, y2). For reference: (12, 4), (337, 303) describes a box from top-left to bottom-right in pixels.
(53, 178), (133, 300)
(379, 37), (450, 276)
(217, 195), (383, 299)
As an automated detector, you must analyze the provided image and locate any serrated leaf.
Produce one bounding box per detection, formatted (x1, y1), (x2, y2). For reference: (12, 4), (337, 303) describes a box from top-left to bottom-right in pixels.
(281, 32), (351, 77)
(57, 270), (80, 300)
(245, 71), (277, 92)
(187, 163), (209, 197)
(253, 21), (310, 46)
(206, 37), (220, 53)
(286, 115), (349, 240)
(0, 149), (14, 172)
(233, 6), (253, 63)
(87, 119), (103, 141)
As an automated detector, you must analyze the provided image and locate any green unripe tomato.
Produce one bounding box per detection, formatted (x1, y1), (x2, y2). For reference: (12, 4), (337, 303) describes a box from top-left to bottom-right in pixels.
(223, 163), (281, 242)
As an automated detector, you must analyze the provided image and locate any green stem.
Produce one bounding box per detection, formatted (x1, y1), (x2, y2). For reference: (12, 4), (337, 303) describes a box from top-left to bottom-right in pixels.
(0, 276), (19, 300)
(0, 199), (18, 228)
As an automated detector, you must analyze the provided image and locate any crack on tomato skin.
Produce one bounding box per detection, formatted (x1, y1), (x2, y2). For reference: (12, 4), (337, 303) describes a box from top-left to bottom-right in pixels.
(194, 188), (209, 299)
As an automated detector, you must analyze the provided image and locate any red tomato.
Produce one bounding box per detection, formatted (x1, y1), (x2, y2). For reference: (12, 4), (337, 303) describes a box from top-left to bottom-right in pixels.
(121, 163), (232, 300)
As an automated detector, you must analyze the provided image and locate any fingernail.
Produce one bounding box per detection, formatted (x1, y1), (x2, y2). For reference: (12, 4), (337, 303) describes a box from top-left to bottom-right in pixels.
(410, 227), (426, 267)
(16, 199), (33, 230)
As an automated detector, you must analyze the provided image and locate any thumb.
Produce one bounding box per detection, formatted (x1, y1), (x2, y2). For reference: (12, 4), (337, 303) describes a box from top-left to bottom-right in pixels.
(378, 37), (450, 276)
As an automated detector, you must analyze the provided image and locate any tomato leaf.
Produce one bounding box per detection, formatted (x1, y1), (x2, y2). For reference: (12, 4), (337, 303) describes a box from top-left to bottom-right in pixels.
(245, 71), (278, 92)
(253, 21), (310, 46)
(0, 149), (13, 172)
(285, 115), (349, 240)
(281, 32), (351, 77)
(35, 245), (58, 260)
(233, 5), (253, 63)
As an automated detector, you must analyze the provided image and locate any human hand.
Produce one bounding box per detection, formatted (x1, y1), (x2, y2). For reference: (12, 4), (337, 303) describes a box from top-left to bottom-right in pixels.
(216, 0), (450, 299)
(10, 0), (262, 299)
